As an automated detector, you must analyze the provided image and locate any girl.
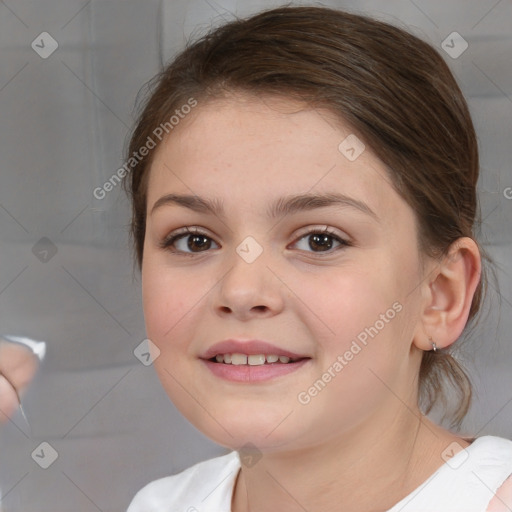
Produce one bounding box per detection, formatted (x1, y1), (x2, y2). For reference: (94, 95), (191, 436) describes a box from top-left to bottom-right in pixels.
(124, 6), (512, 511)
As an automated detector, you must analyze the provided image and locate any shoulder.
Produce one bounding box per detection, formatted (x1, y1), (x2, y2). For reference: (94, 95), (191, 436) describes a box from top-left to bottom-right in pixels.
(466, 436), (512, 512)
(486, 475), (512, 512)
(389, 436), (512, 512)
(126, 451), (240, 512)
(465, 435), (512, 465)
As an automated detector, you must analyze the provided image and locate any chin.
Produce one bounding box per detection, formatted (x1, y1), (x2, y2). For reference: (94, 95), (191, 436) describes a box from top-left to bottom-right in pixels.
(191, 410), (298, 451)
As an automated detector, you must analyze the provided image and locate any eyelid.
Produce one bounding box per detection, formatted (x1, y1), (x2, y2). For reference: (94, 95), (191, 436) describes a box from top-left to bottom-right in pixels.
(292, 225), (348, 241)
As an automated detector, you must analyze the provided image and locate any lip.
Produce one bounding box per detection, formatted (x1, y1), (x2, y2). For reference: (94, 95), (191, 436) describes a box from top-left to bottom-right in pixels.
(201, 357), (311, 382)
(199, 339), (309, 361)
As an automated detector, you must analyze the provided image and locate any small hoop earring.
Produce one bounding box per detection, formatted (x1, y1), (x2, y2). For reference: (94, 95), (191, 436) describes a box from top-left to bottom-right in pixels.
(428, 337), (437, 352)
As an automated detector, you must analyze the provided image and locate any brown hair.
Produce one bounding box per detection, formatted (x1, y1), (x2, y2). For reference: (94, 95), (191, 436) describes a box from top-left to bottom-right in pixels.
(123, 6), (491, 428)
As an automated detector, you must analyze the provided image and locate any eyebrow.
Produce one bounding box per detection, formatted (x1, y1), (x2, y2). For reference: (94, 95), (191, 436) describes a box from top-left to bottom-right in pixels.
(150, 192), (378, 221)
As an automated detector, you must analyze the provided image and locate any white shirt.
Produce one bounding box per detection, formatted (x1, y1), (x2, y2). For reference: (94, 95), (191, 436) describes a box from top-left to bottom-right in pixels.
(127, 435), (512, 512)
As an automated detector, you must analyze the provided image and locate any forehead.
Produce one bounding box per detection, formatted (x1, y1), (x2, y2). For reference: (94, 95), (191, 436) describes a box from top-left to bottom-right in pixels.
(146, 95), (406, 224)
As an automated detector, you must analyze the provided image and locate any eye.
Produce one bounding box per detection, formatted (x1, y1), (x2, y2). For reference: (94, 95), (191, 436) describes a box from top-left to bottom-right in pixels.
(160, 226), (350, 256)
(291, 227), (350, 254)
(159, 227), (219, 255)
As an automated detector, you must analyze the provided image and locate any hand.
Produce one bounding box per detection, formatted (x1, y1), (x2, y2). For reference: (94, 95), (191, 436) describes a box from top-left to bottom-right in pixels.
(0, 338), (41, 422)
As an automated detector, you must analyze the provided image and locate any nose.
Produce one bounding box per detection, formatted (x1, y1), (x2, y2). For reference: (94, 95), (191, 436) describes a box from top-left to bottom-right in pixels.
(212, 242), (285, 320)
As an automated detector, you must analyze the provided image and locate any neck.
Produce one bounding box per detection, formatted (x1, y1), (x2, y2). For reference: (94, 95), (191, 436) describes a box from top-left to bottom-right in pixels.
(232, 409), (467, 512)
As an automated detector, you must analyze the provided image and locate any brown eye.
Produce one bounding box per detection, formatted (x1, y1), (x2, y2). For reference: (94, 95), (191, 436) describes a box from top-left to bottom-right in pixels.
(160, 228), (219, 254)
(292, 228), (349, 254)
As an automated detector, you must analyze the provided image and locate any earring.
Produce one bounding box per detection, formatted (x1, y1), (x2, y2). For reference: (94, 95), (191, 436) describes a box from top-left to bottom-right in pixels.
(428, 336), (437, 352)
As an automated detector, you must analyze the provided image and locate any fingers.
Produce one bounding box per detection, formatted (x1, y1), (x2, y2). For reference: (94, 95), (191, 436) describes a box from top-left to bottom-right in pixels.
(0, 341), (40, 422)
(0, 372), (21, 423)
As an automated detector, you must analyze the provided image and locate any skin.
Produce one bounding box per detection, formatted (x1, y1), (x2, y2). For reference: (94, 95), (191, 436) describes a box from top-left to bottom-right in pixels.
(487, 477), (512, 511)
(141, 93), (482, 512)
(0, 341), (38, 422)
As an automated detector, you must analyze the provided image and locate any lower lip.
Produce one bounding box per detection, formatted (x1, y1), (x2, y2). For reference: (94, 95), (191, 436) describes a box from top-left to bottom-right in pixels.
(201, 358), (311, 382)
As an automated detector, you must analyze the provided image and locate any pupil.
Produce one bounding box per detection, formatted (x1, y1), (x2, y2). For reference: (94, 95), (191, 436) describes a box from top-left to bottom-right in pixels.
(189, 235), (210, 251)
(310, 234), (332, 251)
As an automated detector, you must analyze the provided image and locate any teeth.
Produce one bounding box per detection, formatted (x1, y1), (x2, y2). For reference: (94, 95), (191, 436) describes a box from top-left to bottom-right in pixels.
(248, 354), (265, 366)
(213, 353), (298, 365)
(231, 353), (247, 365)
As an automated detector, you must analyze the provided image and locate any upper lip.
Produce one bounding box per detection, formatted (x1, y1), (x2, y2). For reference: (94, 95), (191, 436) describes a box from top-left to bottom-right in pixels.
(200, 340), (310, 360)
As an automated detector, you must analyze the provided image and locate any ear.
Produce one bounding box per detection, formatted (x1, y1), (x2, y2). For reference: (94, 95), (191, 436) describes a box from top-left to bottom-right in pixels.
(413, 237), (482, 351)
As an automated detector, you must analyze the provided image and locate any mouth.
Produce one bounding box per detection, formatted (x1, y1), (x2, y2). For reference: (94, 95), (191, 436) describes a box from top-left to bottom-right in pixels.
(199, 339), (311, 382)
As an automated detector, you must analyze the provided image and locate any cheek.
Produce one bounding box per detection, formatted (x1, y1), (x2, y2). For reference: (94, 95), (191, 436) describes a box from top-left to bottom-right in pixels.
(291, 275), (413, 440)
(303, 267), (399, 338)
(141, 260), (196, 346)
(300, 263), (414, 386)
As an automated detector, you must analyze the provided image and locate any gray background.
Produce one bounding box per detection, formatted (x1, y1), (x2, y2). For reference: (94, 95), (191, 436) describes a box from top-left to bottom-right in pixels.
(0, 0), (510, 510)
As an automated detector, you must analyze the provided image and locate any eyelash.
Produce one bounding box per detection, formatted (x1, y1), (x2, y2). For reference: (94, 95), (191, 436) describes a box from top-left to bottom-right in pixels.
(159, 226), (351, 256)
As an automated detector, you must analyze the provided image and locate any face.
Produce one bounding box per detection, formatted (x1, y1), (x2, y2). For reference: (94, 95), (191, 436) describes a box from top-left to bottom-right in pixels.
(141, 94), (428, 453)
